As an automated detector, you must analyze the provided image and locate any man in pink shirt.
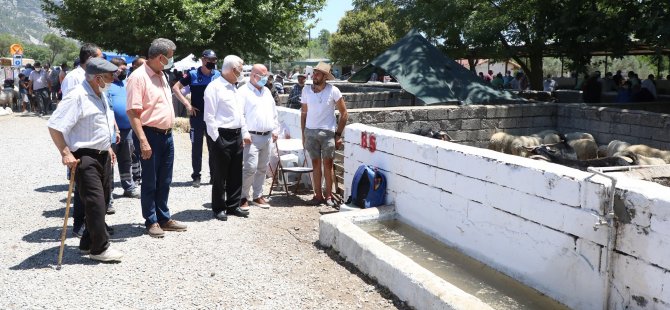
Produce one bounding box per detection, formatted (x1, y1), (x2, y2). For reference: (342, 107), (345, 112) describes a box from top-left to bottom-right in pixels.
(126, 38), (187, 238)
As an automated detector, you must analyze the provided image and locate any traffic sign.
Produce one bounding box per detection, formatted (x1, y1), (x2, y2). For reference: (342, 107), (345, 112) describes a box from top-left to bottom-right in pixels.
(10, 43), (23, 55)
(13, 54), (22, 67)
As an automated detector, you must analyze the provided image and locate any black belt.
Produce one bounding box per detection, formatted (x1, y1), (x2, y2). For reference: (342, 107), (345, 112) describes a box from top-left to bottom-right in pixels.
(249, 130), (271, 136)
(74, 148), (108, 157)
(218, 128), (241, 134)
(143, 126), (172, 135)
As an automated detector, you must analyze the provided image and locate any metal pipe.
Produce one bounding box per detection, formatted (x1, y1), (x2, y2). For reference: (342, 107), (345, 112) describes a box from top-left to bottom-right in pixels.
(587, 167), (618, 310)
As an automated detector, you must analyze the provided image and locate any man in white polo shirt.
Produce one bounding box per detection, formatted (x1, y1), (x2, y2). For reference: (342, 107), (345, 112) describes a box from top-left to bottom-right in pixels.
(300, 62), (348, 207)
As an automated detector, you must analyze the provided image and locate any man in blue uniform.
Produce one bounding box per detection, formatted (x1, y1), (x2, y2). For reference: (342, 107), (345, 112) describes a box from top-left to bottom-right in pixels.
(172, 50), (221, 187)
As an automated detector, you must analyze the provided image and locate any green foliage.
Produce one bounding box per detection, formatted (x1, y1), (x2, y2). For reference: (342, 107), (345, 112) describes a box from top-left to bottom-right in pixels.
(42, 0), (325, 61)
(43, 33), (78, 65)
(328, 6), (399, 66)
(357, 0), (669, 90)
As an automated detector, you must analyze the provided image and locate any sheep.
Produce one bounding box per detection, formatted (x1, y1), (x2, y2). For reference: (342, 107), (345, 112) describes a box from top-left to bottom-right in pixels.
(597, 145), (608, 158)
(568, 138), (598, 160)
(622, 144), (670, 164)
(528, 145), (638, 171)
(510, 135), (543, 157)
(635, 154), (668, 165)
(606, 140), (631, 157)
(488, 132), (515, 153)
(564, 132), (595, 142)
(412, 128), (455, 141)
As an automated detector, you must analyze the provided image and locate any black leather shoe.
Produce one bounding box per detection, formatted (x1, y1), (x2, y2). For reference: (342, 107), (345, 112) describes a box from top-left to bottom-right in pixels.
(214, 210), (228, 221)
(227, 207), (249, 217)
(106, 223), (114, 235)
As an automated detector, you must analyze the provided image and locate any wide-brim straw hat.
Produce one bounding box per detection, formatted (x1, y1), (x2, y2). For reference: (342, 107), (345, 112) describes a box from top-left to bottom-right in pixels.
(314, 62), (335, 80)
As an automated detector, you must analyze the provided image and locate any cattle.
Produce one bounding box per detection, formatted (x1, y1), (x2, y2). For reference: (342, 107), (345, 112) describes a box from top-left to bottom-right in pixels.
(528, 145), (637, 171)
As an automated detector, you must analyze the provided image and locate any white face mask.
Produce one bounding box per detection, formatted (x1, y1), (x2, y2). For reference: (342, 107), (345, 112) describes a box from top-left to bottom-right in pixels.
(235, 68), (244, 83)
(162, 55), (174, 70)
(97, 77), (111, 92)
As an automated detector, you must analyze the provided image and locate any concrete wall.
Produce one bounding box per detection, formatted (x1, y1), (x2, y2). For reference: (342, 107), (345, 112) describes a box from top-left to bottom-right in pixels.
(278, 90), (418, 109)
(346, 104), (670, 151)
(346, 104), (557, 148)
(341, 123), (670, 310)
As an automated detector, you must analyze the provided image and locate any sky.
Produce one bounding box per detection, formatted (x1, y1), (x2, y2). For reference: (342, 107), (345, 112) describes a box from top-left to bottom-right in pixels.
(312, 0), (354, 34)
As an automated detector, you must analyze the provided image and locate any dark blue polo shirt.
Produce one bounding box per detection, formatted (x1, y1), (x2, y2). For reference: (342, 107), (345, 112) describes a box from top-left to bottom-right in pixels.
(179, 67), (220, 120)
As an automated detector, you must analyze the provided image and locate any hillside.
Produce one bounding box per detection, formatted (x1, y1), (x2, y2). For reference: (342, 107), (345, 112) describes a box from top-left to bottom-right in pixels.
(0, 0), (56, 44)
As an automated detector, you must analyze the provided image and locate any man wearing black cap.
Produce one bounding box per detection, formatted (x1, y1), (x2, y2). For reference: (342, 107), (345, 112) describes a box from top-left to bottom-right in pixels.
(47, 57), (123, 262)
(172, 49), (221, 187)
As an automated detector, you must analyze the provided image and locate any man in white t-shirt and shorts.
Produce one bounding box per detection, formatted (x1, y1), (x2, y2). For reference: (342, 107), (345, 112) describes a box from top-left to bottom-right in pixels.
(301, 62), (348, 206)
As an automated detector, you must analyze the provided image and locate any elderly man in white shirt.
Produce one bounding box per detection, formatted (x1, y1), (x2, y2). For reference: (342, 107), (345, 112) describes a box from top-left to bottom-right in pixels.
(203, 55), (251, 221)
(28, 61), (52, 115)
(239, 64), (279, 209)
(47, 58), (123, 262)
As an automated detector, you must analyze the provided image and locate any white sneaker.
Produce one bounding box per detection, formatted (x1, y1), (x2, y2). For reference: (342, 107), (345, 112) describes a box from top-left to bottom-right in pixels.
(90, 247), (123, 262)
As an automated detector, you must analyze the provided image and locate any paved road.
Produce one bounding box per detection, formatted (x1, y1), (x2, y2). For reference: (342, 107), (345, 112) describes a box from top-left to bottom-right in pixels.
(0, 114), (406, 309)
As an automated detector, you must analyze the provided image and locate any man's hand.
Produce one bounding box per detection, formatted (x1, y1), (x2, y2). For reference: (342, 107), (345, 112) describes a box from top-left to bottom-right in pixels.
(335, 137), (343, 150)
(243, 135), (252, 146)
(272, 133), (278, 143)
(115, 132), (121, 144)
(109, 147), (116, 165)
(62, 153), (77, 169)
(140, 140), (152, 159)
(185, 104), (199, 117)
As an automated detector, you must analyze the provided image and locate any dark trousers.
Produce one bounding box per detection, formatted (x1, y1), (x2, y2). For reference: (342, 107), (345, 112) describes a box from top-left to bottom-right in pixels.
(73, 151), (112, 255)
(208, 128), (243, 214)
(189, 117), (211, 180)
(34, 88), (51, 114)
(133, 129), (173, 228)
(112, 128), (137, 191)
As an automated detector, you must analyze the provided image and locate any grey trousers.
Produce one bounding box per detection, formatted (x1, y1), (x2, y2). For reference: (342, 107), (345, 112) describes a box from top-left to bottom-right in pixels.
(242, 134), (272, 200)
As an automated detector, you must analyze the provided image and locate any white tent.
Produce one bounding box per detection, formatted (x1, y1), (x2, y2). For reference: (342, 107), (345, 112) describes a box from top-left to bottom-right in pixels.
(173, 54), (201, 71)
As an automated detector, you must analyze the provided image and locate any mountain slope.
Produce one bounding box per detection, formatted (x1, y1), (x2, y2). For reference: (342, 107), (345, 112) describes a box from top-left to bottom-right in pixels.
(0, 0), (55, 44)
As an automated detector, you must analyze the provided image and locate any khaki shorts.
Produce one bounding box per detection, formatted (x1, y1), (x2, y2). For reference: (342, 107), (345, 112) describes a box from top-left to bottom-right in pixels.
(304, 128), (335, 159)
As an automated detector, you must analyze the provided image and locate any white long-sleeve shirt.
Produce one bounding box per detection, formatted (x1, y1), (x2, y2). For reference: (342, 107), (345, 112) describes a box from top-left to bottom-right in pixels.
(203, 76), (248, 141)
(239, 82), (279, 134)
(60, 66), (86, 97)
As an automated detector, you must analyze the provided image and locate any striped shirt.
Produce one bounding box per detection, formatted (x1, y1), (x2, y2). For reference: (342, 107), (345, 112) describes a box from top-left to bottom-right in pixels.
(48, 80), (115, 151)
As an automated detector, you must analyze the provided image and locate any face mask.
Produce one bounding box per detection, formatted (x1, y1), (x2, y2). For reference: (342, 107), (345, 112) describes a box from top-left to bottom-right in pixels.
(117, 71), (127, 81)
(97, 77), (111, 92)
(257, 76), (268, 87)
(205, 62), (216, 70)
(35, 68), (41, 72)
(235, 68), (244, 83)
(162, 55), (174, 70)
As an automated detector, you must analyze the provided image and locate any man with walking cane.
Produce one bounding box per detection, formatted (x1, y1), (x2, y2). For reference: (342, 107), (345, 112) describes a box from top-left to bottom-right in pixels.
(48, 58), (123, 262)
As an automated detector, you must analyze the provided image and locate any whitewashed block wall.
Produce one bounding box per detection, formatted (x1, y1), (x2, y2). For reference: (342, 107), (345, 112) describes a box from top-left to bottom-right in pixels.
(340, 122), (670, 310)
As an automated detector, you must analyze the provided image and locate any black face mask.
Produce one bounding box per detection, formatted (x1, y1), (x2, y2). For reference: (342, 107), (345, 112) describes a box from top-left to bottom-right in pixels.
(205, 62), (216, 70)
(117, 72), (127, 81)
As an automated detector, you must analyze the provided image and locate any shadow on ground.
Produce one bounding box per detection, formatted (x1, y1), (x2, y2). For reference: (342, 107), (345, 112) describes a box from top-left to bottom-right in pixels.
(34, 184), (69, 193)
(171, 209), (214, 222)
(9, 246), (102, 270)
(22, 223), (146, 243)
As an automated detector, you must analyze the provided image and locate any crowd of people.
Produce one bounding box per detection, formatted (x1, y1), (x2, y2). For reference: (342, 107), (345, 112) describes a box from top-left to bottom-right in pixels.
(45, 39), (348, 263)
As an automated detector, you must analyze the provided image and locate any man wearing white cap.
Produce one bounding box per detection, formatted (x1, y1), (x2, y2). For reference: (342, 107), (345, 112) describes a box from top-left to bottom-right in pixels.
(300, 62), (349, 206)
(47, 57), (123, 262)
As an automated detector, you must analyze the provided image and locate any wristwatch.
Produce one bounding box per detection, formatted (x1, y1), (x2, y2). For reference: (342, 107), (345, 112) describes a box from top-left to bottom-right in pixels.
(335, 132), (342, 138)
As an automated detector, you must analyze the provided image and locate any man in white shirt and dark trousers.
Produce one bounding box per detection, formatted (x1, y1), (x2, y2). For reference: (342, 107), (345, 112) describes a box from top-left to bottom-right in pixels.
(239, 64), (279, 209)
(301, 62), (349, 206)
(203, 55), (251, 221)
(59, 43), (107, 237)
(47, 58), (123, 262)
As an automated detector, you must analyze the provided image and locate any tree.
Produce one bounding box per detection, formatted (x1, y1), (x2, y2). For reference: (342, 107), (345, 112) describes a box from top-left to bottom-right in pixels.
(43, 33), (78, 65)
(0, 34), (21, 58)
(328, 6), (399, 66)
(42, 0), (325, 61)
(357, 0), (652, 90)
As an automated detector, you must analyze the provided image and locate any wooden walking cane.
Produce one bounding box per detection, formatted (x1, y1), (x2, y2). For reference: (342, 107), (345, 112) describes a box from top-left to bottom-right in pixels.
(56, 159), (80, 270)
